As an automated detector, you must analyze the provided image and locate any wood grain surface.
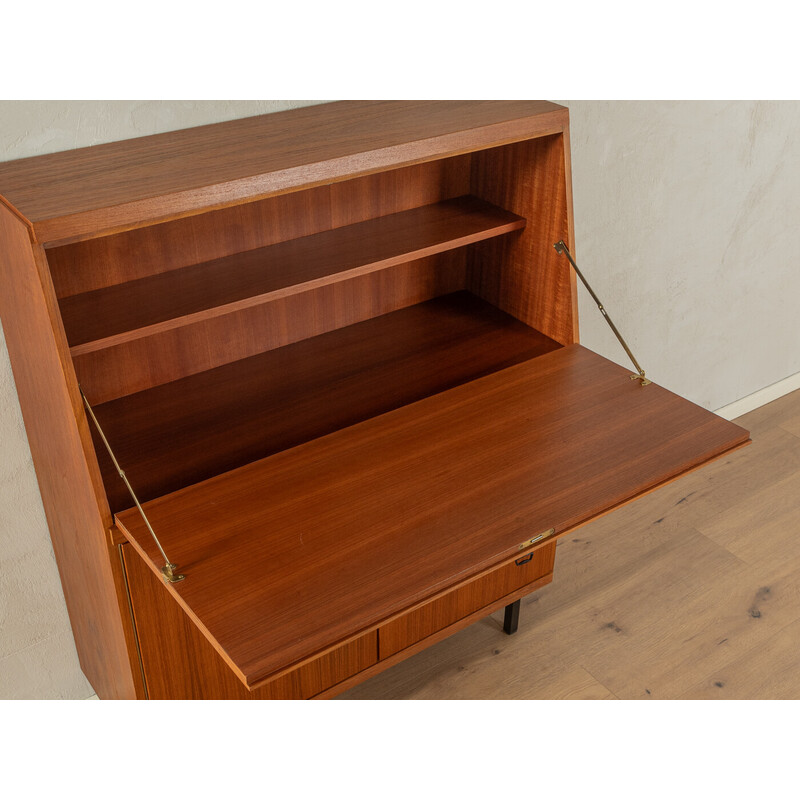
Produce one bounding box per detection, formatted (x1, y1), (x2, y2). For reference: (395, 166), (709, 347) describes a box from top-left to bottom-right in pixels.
(90, 292), (560, 512)
(60, 196), (524, 352)
(115, 345), (749, 689)
(469, 135), (577, 345)
(47, 156), (472, 298)
(341, 395), (800, 701)
(122, 547), (377, 699)
(73, 253), (467, 404)
(0, 101), (566, 244)
(315, 568), (557, 698)
(379, 542), (556, 658)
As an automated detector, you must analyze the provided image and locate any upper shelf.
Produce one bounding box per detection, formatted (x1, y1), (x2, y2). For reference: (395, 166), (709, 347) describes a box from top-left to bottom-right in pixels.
(0, 101), (566, 244)
(60, 195), (525, 355)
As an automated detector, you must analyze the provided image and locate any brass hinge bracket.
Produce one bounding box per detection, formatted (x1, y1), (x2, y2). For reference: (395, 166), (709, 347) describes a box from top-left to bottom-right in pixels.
(80, 386), (185, 583)
(519, 528), (556, 550)
(554, 241), (651, 386)
(161, 563), (184, 583)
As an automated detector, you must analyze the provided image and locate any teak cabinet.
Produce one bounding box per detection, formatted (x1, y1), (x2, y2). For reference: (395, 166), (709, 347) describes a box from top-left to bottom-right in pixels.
(0, 101), (749, 699)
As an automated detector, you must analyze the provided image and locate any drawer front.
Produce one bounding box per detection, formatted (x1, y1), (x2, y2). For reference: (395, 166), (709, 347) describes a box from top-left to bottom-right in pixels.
(259, 634), (377, 700)
(379, 541), (556, 659)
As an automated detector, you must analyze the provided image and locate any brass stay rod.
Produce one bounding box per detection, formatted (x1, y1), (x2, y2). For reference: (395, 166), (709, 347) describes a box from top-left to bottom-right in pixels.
(554, 240), (651, 386)
(79, 386), (185, 583)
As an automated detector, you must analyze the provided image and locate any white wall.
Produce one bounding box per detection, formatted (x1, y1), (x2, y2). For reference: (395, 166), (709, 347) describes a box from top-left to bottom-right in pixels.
(0, 101), (798, 698)
(564, 101), (800, 411)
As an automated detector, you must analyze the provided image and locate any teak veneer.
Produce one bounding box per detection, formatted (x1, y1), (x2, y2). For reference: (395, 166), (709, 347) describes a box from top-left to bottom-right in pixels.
(0, 101), (749, 699)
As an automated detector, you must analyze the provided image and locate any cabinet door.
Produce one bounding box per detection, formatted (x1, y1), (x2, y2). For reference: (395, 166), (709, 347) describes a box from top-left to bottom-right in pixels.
(116, 345), (748, 694)
(379, 542), (556, 659)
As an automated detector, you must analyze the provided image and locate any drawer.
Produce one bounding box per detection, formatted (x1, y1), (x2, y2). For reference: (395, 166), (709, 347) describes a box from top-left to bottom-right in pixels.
(379, 541), (556, 659)
(258, 633), (377, 700)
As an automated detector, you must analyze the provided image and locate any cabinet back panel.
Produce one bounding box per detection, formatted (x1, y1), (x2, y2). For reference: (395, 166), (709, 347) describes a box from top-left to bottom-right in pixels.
(468, 134), (577, 345)
(46, 156), (472, 298)
(75, 252), (467, 404)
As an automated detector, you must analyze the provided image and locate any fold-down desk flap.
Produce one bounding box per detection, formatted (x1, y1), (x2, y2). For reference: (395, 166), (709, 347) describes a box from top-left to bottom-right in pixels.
(115, 344), (749, 690)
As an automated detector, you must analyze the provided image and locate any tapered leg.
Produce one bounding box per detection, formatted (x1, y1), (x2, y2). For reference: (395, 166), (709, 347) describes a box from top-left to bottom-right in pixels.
(503, 599), (520, 635)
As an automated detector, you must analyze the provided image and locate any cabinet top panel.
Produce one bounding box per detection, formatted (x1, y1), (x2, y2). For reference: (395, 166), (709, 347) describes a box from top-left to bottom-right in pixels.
(0, 100), (567, 245)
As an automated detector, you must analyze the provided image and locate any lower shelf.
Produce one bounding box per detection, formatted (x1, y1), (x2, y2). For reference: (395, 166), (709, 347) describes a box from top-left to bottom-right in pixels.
(92, 291), (560, 512)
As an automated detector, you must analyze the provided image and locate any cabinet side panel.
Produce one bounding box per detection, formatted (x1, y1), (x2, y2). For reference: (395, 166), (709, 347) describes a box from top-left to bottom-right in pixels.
(560, 123), (580, 343)
(0, 207), (136, 699)
(468, 133), (577, 344)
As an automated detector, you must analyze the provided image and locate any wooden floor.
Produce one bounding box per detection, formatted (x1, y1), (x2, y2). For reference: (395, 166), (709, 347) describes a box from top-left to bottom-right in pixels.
(339, 389), (800, 700)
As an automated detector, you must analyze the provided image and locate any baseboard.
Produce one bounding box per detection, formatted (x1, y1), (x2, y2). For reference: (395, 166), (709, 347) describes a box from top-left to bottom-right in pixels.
(715, 370), (800, 421)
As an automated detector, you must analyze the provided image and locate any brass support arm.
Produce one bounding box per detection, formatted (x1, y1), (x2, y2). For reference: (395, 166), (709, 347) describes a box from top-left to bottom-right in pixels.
(79, 387), (185, 583)
(554, 240), (651, 386)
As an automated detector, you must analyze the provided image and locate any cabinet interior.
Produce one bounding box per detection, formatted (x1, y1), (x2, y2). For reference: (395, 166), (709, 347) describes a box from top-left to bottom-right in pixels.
(45, 135), (574, 514)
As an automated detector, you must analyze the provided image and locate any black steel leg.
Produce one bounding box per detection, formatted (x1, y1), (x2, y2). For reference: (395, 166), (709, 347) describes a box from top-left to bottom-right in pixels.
(503, 599), (520, 635)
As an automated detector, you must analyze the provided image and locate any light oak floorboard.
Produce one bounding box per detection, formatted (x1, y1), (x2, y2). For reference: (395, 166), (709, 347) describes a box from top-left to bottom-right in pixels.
(339, 389), (800, 700)
(778, 408), (800, 440)
(340, 610), (616, 700)
(679, 616), (800, 699)
(735, 388), (800, 438)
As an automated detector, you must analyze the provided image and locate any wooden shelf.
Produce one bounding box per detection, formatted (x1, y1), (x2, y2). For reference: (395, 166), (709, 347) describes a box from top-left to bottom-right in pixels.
(115, 344), (750, 689)
(91, 292), (560, 512)
(60, 196), (525, 354)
